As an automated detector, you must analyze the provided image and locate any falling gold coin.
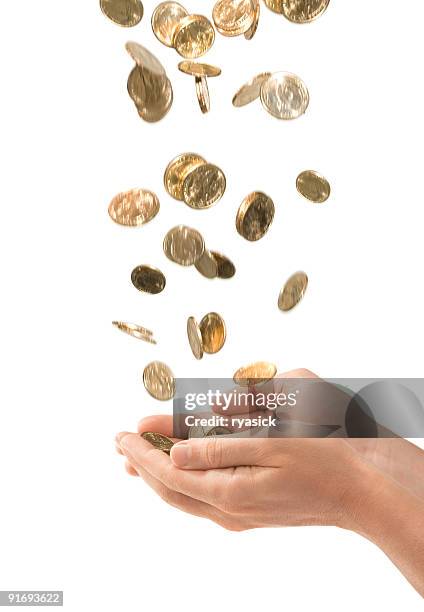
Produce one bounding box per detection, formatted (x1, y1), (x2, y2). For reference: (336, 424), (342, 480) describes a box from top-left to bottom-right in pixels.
(210, 251), (236, 279)
(112, 321), (156, 344)
(212, 0), (255, 36)
(178, 61), (221, 77)
(100, 0), (144, 26)
(296, 170), (330, 203)
(195, 76), (210, 113)
(232, 72), (271, 107)
(131, 265), (166, 294)
(263, 0), (284, 14)
(199, 312), (226, 354)
(141, 432), (175, 454)
(127, 67), (173, 122)
(151, 1), (188, 47)
(189, 425), (231, 438)
(173, 14), (215, 59)
(244, 0), (260, 39)
(183, 163), (226, 209)
(125, 41), (166, 77)
(281, 0), (330, 23)
(163, 225), (205, 266)
(233, 362), (277, 386)
(236, 191), (275, 241)
(187, 316), (204, 360)
(164, 153), (207, 200)
(143, 361), (176, 401)
(195, 250), (218, 278)
(260, 71), (309, 120)
(278, 271), (308, 311)
(108, 188), (159, 226)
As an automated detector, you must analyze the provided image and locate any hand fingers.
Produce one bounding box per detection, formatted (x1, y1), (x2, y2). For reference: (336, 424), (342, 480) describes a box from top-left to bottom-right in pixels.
(170, 437), (280, 470)
(125, 460), (138, 476)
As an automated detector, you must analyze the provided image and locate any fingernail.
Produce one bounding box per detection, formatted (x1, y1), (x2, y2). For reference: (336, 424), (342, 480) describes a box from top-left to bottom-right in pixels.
(171, 442), (191, 467)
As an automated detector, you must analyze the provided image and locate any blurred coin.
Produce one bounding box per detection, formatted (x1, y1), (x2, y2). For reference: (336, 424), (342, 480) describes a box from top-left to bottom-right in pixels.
(108, 188), (159, 226)
(236, 191), (275, 241)
(131, 265), (166, 294)
(187, 316), (204, 360)
(135, 83), (173, 122)
(178, 61), (221, 77)
(195, 250), (218, 278)
(100, 0), (144, 26)
(232, 72), (271, 107)
(210, 251), (236, 279)
(143, 361), (176, 400)
(278, 271), (308, 311)
(244, 0), (260, 39)
(233, 361), (277, 386)
(183, 163), (226, 209)
(151, 1), (188, 47)
(125, 41), (166, 76)
(173, 14), (215, 58)
(164, 153), (207, 200)
(163, 225), (205, 265)
(199, 312), (226, 354)
(112, 321), (156, 344)
(141, 431), (175, 454)
(212, 0), (254, 36)
(263, 0), (284, 13)
(195, 76), (210, 113)
(296, 170), (330, 203)
(260, 71), (309, 120)
(128, 67), (173, 122)
(189, 425), (232, 438)
(281, 0), (330, 23)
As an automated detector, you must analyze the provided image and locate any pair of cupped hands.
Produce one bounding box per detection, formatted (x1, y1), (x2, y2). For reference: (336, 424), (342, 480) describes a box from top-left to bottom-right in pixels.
(116, 368), (424, 533)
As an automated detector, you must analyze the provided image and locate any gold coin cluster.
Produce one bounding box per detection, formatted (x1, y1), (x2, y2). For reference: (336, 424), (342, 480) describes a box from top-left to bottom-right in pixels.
(151, 2), (215, 59)
(164, 152), (226, 209)
(187, 312), (227, 360)
(212, 0), (260, 40)
(126, 41), (173, 122)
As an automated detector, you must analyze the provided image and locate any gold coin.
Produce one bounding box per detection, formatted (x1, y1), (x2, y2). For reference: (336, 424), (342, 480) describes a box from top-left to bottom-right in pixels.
(194, 250), (218, 278)
(236, 191), (275, 241)
(173, 14), (215, 59)
(187, 316), (203, 360)
(100, 0), (144, 26)
(212, 0), (255, 36)
(164, 153), (207, 200)
(260, 71), (309, 120)
(232, 72), (271, 107)
(128, 67), (173, 122)
(135, 84), (173, 122)
(163, 225), (205, 266)
(244, 0), (260, 39)
(263, 0), (284, 14)
(278, 271), (308, 311)
(143, 361), (176, 401)
(112, 321), (156, 344)
(183, 163), (226, 209)
(131, 265), (166, 294)
(195, 76), (210, 113)
(125, 42), (166, 77)
(189, 425), (231, 438)
(233, 362), (277, 386)
(141, 432), (175, 454)
(281, 0), (330, 23)
(296, 170), (330, 203)
(210, 251), (236, 279)
(199, 312), (226, 354)
(178, 61), (221, 77)
(108, 188), (159, 226)
(151, 2), (188, 47)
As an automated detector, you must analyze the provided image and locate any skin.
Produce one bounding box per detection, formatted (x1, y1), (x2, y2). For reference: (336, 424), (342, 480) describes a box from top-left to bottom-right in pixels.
(116, 369), (424, 597)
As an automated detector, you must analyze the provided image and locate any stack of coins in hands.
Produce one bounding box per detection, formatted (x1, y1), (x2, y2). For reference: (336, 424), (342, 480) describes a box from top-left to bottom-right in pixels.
(187, 312), (226, 360)
(213, 0), (260, 40)
(164, 153), (226, 209)
(178, 62), (221, 113)
(264, 0), (330, 24)
(151, 2), (215, 58)
(126, 42), (173, 122)
(100, 0), (144, 26)
(233, 71), (310, 120)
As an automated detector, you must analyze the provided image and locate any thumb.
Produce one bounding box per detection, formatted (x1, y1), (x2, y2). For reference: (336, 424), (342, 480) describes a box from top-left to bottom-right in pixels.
(170, 437), (272, 470)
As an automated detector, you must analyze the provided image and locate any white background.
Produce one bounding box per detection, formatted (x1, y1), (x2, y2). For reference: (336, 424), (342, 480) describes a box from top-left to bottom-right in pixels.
(1, 0), (423, 609)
